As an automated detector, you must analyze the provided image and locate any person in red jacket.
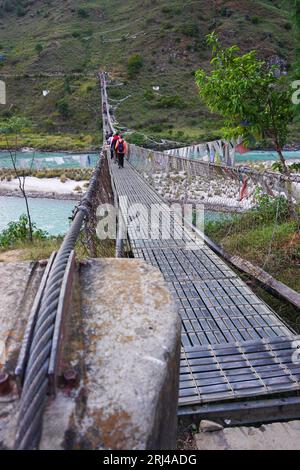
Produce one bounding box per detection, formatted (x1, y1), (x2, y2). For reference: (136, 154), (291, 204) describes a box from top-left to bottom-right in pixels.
(115, 135), (127, 169)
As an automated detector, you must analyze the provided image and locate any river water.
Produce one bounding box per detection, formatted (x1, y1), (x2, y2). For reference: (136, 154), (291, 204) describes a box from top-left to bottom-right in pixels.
(0, 196), (229, 237)
(0, 197), (75, 236)
(0, 151), (94, 236)
(235, 150), (300, 162)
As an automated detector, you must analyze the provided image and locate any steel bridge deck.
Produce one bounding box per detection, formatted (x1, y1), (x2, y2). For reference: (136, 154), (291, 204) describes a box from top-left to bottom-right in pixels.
(108, 157), (300, 410)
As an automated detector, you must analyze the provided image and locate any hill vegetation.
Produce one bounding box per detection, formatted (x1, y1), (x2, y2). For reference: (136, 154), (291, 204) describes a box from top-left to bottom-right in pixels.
(0, 0), (298, 148)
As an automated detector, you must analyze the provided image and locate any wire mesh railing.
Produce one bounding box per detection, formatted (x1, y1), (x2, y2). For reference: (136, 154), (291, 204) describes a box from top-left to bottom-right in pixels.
(127, 143), (300, 211)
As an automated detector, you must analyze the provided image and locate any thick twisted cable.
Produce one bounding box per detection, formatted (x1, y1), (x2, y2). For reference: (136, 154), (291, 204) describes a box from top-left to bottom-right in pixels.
(15, 155), (104, 450)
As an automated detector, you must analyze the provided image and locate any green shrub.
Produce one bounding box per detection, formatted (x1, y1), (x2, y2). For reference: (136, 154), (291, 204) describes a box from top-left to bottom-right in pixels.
(126, 132), (148, 146)
(43, 118), (55, 132)
(144, 90), (155, 101)
(155, 95), (186, 109)
(272, 161), (300, 173)
(36, 171), (47, 178)
(127, 54), (144, 78)
(220, 6), (228, 17)
(148, 124), (162, 133)
(252, 190), (290, 223)
(0, 215), (48, 248)
(108, 87), (124, 99)
(161, 6), (172, 14)
(56, 98), (70, 118)
(175, 130), (185, 139)
(35, 43), (43, 54)
(16, 5), (26, 17)
(3, 1), (14, 13)
(77, 8), (89, 18)
(205, 193), (291, 244)
(181, 22), (199, 37)
(290, 162), (300, 172)
(251, 16), (261, 25)
(161, 5), (182, 15)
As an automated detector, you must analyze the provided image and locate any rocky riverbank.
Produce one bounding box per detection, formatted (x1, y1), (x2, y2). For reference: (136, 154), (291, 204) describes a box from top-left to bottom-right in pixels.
(145, 171), (254, 212)
(0, 189), (81, 200)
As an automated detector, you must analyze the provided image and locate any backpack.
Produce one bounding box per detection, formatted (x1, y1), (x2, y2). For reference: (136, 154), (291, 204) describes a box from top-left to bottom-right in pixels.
(117, 139), (124, 153)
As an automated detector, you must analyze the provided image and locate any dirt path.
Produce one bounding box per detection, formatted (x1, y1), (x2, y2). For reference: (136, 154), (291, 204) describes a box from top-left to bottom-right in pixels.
(0, 249), (26, 263)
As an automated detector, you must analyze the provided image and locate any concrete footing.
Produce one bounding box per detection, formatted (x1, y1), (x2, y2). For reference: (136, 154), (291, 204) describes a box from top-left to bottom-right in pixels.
(0, 258), (181, 450)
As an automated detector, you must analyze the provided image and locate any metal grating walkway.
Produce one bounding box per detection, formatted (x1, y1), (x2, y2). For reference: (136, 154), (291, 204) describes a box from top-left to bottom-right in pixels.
(181, 336), (300, 405)
(108, 157), (300, 409)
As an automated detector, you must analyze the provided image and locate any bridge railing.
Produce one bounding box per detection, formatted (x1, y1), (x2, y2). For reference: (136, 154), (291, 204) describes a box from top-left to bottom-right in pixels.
(164, 139), (236, 167)
(127, 143), (300, 210)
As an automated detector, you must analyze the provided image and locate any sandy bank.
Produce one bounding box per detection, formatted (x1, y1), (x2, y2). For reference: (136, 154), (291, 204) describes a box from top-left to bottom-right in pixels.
(0, 177), (87, 200)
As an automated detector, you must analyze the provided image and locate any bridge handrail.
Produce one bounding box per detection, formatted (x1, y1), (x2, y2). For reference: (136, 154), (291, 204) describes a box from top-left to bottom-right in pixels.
(99, 72), (127, 256)
(127, 143), (300, 184)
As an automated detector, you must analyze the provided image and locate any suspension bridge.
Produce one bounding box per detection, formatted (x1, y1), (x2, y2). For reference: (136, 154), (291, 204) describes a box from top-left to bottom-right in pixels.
(8, 71), (300, 450)
(101, 72), (300, 415)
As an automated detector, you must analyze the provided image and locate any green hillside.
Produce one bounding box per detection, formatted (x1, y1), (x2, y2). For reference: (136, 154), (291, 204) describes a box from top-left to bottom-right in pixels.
(0, 0), (297, 149)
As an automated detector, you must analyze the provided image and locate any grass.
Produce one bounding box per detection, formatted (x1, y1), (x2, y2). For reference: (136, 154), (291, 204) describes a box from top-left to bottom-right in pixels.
(205, 206), (300, 292)
(0, 132), (100, 151)
(0, 237), (63, 262)
(0, 235), (115, 262)
(0, 167), (94, 180)
(0, 0), (297, 146)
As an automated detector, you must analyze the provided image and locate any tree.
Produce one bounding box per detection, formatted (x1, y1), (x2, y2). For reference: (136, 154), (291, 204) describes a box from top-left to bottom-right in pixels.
(0, 117), (34, 241)
(16, 5), (26, 17)
(77, 8), (89, 18)
(35, 42), (43, 55)
(127, 54), (144, 79)
(56, 97), (70, 118)
(3, 0), (14, 13)
(195, 33), (294, 174)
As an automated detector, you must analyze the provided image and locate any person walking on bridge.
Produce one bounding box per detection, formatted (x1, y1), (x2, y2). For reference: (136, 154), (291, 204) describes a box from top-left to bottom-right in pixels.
(107, 132), (113, 158)
(115, 135), (127, 169)
(111, 132), (119, 162)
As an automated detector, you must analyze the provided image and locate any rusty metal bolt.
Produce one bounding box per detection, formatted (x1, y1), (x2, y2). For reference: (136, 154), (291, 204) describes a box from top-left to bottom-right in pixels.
(0, 373), (11, 395)
(63, 369), (78, 387)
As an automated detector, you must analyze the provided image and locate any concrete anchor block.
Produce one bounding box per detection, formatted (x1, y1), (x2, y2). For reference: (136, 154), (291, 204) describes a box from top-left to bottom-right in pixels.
(40, 258), (181, 450)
